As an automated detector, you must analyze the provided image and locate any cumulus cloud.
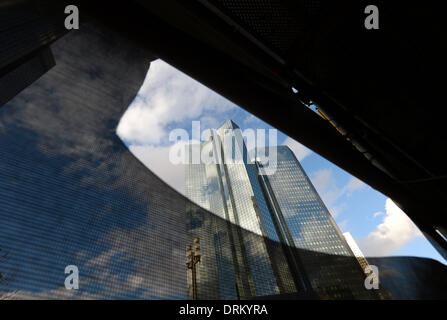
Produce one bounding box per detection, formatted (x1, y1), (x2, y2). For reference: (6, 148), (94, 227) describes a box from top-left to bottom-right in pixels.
(373, 211), (384, 218)
(357, 198), (422, 256)
(129, 143), (186, 195)
(310, 169), (345, 218)
(116, 59), (236, 145)
(282, 136), (312, 161)
(116, 59), (241, 195)
(343, 177), (366, 194)
(309, 169), (367, 218)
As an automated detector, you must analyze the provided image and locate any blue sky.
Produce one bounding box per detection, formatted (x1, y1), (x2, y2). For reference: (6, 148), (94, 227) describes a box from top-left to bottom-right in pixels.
(117, 59), (446, 265)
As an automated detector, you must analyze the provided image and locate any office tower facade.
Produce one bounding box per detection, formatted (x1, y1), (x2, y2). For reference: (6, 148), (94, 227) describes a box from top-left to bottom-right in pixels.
(257, 145), (377, 299)
(185, 120), (297, 299)
(343, 232), (372, 274)
(186, 121), (377, 299)
(343, 232), (392, 300)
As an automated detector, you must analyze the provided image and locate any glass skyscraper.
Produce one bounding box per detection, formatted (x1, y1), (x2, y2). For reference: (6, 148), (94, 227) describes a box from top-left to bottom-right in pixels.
(186, 120), (297, 299)
(185, 120), (377, 299)
(258, 145), (377, 299)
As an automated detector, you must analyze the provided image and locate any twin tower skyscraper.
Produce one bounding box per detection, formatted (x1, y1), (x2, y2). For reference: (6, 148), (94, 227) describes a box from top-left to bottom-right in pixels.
(185, 120), (377, 300)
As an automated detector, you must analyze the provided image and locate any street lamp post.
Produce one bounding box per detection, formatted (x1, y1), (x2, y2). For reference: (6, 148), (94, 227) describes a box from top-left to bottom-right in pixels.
(186, 237), (201, 300)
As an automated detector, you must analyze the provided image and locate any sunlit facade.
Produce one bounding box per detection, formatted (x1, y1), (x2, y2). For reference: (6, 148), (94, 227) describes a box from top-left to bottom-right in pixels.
(343, 232), (372, 273)
(257, 145), (377, 299)
(185, 120), (296, 299)
(186, 121), (377, 299)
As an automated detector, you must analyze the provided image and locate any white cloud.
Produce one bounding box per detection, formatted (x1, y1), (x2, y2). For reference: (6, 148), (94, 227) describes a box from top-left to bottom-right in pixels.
(117, 59), (235, 145)
(309, 169), (367, 219)
(357, 198), (422, 256)
(343, 177), (366, 194)
(373, 211), (384, 218)
(116, 59), (239, 195)
(116, 96), (166, 145)
(199, 115), (221, 130)
(129, 143), (185, 195)
(310, 169), (343, 218)
(282, 136), (312, 161)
